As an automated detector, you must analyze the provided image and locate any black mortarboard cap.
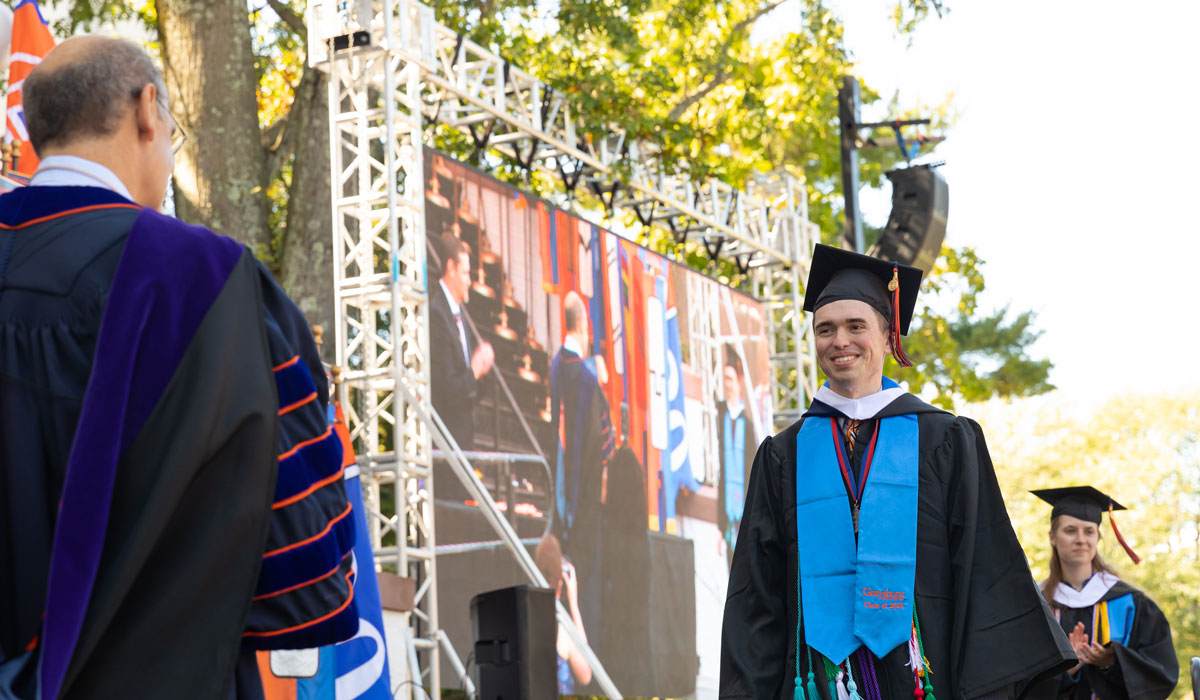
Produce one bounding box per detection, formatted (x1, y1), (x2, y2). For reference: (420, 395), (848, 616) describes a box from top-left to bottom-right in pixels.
(803, 244), (923, 335)
(1030, 485), (1126, 525)
(803, 244), (924, 367)
(1031, 485), (1140, 564)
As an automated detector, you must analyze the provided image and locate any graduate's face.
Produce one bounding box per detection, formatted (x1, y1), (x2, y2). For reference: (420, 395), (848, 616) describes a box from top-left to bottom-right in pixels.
(1051, 515), (1100, 568)
(813, 299), (891, 398)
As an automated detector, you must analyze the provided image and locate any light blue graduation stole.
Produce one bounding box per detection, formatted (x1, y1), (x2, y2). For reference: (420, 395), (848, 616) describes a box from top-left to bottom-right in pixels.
(723, 410), (746, 523)
(795, 405), (919, 664)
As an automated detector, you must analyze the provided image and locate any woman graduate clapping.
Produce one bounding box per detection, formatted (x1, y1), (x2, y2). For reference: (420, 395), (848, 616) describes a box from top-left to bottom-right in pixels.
(1031, 486), (1178, 700)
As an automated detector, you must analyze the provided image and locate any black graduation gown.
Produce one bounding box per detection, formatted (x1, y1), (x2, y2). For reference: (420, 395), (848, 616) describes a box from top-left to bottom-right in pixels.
(720, 393), (1074, 700)
(429, 280), (479, 451)
(1053, 580), (1177, 700)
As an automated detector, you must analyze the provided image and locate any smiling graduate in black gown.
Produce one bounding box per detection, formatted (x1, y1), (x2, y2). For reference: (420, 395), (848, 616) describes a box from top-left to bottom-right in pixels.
(719, 245), (1074, 700)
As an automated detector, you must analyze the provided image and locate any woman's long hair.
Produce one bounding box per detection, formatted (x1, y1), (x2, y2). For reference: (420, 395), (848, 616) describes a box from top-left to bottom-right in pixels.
(1040, 515), (1120, 607)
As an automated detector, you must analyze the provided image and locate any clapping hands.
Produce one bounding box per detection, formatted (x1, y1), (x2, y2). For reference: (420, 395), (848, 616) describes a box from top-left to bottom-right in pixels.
(1068, 622), (1115, 674)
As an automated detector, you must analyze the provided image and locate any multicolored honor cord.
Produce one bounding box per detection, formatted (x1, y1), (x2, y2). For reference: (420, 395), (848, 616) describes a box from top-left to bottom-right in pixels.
(908, 608), (936, 700)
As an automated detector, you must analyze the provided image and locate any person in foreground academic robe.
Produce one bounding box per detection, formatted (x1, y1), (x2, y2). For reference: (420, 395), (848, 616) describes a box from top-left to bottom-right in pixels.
(1028, 487), (1177, 700)
(549, 290), (616, 653)
(720, 244), (1074, 700)
(0, 37), (357, 700)
(717, 346), (758, 567)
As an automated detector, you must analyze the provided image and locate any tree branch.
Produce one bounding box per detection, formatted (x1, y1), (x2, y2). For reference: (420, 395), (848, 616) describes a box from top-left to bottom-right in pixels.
(731, 0), (788, 37)
(265, 0), (306, 36)
(665, 0), (786, 122)
(667, 67), (730, 122)
(263, 111), (293, 177)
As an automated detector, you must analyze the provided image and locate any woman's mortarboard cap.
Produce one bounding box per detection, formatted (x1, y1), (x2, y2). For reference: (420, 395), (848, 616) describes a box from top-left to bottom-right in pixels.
(1030, 485), (1140, 564)
(1030, 485), (1126, 524)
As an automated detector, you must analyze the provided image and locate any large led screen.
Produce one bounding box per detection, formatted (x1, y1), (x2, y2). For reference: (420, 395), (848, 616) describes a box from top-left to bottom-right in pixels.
(424, 148), (772, 698)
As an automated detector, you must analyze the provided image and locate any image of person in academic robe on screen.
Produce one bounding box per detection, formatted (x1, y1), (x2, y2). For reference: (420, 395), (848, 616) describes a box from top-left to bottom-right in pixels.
(550, 290), (616, 649)
(1026, 486), (1177, 700)
(429, 231), (495, 453)
(719, 244), (1074, 700)
(717, 345), (757, 568)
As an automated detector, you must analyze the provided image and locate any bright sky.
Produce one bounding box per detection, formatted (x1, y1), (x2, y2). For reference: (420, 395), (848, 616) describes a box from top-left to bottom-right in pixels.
(759, 0), (1200, 403)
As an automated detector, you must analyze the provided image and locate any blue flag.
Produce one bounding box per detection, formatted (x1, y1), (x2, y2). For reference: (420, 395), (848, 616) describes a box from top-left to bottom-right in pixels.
(661, 305), (700, 524)
(326, 405), (392, 699)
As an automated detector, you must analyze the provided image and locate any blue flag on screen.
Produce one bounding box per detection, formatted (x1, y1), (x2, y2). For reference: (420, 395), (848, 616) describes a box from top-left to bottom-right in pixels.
(661, 305), (700, 523)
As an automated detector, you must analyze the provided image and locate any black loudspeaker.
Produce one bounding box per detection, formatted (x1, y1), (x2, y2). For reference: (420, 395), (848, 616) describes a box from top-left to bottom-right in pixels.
(872, 165), (949, 273)
(470, 585), (557, 700)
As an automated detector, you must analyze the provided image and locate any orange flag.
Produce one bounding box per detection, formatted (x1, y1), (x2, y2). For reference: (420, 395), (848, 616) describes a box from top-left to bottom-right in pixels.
(6, 0), (55, 175)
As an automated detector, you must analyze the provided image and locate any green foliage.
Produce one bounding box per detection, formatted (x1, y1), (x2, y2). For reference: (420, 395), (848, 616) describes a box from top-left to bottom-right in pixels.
(892, 245), (1054, 408)
(978, 393), (1200, 700)
(44, 0), (1050, 406)
(891, 0), (947, 39)
(420, 0), (1042, 406)
(43, 0), (154, 39)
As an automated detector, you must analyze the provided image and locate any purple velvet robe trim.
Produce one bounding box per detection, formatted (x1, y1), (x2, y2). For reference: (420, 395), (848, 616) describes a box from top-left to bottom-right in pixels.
(38, 206), (244, 699)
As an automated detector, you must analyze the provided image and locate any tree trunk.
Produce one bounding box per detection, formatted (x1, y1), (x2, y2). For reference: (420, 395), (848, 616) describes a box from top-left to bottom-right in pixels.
(278, 67), (336, 355)
(155, 0), (271, 257)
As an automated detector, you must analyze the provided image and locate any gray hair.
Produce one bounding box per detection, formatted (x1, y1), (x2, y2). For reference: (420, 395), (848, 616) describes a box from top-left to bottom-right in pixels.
(23, 38), (167, 153)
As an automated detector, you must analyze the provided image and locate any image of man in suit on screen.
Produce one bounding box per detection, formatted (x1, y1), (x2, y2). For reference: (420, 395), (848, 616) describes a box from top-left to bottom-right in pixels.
(716, 346), (756, 567)
(430, 232), (494, 452)
(550, 291), (616, 647)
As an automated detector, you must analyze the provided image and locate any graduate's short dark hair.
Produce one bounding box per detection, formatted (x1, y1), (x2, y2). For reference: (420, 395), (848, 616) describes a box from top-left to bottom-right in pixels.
(24, 38), (168, 154)
(434, 232), (470, 278)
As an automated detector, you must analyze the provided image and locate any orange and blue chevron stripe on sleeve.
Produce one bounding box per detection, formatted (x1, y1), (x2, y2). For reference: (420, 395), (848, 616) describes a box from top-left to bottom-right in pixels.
(243, 266), (358, 649)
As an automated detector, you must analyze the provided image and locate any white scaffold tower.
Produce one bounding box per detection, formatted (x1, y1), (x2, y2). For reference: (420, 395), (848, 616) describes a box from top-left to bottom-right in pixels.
(306, 1), (820, 697)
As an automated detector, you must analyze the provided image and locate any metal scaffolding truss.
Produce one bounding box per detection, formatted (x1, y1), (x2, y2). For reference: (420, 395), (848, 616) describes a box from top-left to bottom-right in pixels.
(308, 0), (818, 696)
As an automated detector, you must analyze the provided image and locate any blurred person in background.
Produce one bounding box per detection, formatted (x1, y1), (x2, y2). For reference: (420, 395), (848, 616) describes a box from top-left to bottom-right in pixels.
(535, 534), (592, 695)
(1029, 487), (1177, 700)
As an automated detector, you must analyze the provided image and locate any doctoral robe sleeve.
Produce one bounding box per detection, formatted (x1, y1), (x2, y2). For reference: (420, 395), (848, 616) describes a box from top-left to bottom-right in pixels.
(241, 264), (359, 650)
(944, 418), (1074, 699)
(720, 436), (789, 700)
(1083, 592), (1178, 700)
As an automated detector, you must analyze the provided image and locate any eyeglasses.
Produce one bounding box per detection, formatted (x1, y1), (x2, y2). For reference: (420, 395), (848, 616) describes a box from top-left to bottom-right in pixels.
(130, 86), (187, 155)
(169, 119), (187, 155)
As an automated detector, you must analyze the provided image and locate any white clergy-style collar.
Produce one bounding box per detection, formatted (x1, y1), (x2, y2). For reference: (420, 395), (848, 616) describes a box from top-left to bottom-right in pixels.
(563, 333), (584, 357)
(30, 155), (135, 202)
(814, 383), (906, 420)
(1053, 571), (1120, 609)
